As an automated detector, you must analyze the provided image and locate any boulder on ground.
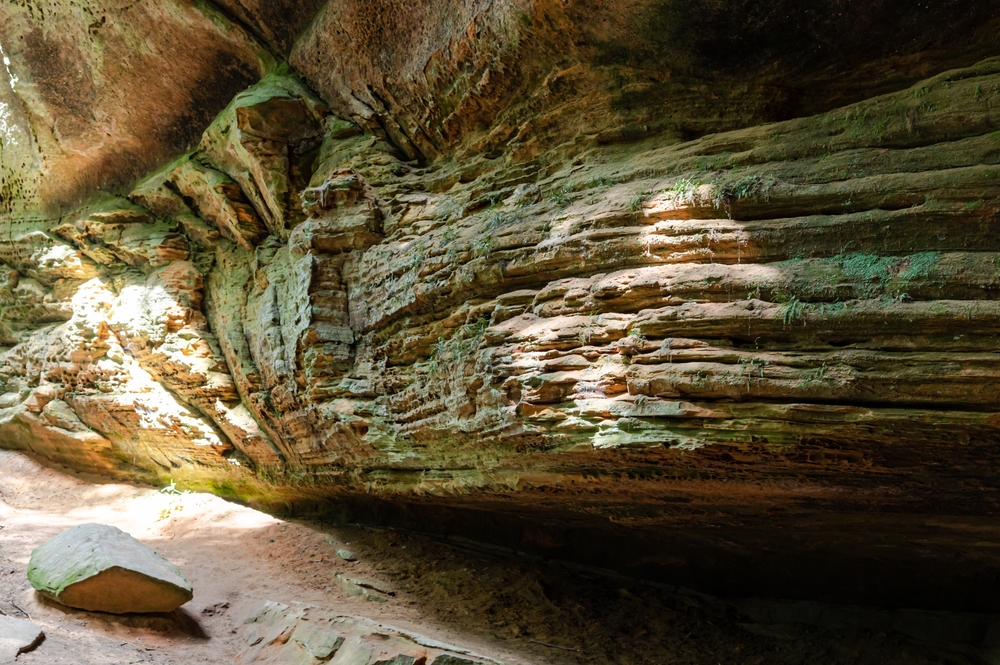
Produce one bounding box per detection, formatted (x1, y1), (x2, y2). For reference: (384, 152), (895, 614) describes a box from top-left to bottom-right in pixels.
(27, 523), (193, 614)
(0, 615), (44, 663)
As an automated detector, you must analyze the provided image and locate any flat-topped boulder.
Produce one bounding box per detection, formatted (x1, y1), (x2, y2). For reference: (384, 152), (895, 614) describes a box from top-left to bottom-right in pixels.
(27, 524), (193, 614)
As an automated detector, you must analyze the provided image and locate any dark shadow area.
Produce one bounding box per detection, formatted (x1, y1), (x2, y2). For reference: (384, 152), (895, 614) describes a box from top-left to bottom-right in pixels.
(587, 0), (1000, 142)
(596, 0), (1000, 76)
(290, 493), (1000, 615)
(283, 518), (1000, 665)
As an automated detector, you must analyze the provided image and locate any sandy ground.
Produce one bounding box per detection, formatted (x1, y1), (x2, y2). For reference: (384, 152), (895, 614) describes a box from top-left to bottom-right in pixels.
(0, 450), (993, 665)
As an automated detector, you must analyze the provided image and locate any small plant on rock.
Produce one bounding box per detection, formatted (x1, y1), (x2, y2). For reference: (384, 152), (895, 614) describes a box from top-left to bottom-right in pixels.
(774, 292), (805, 326)
(548, 187), (572, 207)
(628, 327), (646, 342)
(472, 237), (493, 258)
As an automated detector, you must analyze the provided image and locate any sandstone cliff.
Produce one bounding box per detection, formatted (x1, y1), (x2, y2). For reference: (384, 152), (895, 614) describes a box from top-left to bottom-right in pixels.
(2, 0), (1000, 609)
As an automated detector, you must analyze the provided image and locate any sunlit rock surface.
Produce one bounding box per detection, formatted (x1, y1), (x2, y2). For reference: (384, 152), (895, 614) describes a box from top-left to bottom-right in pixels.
(3, 0), (1000, 610)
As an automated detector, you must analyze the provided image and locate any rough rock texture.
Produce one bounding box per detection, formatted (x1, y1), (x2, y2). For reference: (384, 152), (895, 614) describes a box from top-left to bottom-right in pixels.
(288, 0), (1000, 161)
(27, 523), (194, 614)
(0, 615), (43, 663)
(0, 0), (272, 214)
(4, 1), (1000, 611)
(240, 601), (493, 665)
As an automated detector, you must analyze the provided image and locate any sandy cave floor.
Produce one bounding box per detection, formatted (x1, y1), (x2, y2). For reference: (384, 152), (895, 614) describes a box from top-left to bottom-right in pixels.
(0, 450), (994, 665)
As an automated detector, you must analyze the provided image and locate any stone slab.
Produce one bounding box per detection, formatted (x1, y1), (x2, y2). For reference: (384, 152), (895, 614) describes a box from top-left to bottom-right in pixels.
(0, 615), (44, 663)
(240, 601), (498, 665)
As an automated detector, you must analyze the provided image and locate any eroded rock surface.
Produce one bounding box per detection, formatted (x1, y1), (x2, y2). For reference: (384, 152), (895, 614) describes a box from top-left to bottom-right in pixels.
(0, 0), (271, 213)
(240, 601), (493, 665)
(3, 0), (1000, 610)
(27, 523), (194, 614)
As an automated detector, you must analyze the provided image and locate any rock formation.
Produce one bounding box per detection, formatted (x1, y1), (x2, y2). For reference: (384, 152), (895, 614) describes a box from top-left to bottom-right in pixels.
(241, 601), (493, 665)
(0, 615), (43, 663)
(28, 524), (194, 614)
(3, 0), (1000, 610)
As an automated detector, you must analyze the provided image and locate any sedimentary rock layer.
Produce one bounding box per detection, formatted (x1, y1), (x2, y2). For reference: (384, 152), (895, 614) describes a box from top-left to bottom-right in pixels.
(3, 0), (1000, 609)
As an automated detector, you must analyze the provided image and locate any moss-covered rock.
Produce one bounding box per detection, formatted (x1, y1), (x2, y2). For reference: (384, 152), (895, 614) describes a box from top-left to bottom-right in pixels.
(27, 523), (193, 614)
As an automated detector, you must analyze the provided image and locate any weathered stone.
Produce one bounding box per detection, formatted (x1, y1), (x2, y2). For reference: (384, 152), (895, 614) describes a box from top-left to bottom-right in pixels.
(52, 197), (187, 269)
(240, 601), (490, 665)
(7, 0), (1000, 613)
(170, 159), (269, 250)
(27, 524), (193, 614)
(0, 0), (270, 212)
(199, 70), (327, 240)
(0, 230), (99, 286)
(288, 0), (1000, 162)
(334, 574), (392, 602)
(0, 615), (44, 663)
(210, 0), (327, 56)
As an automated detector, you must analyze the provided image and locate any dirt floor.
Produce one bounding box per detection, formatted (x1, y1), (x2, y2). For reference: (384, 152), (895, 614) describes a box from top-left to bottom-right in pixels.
(0, 450), (996, 665)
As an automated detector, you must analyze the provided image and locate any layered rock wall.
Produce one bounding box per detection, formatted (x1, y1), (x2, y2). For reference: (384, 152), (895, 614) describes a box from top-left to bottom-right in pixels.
(3, 0), (1000, 608)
